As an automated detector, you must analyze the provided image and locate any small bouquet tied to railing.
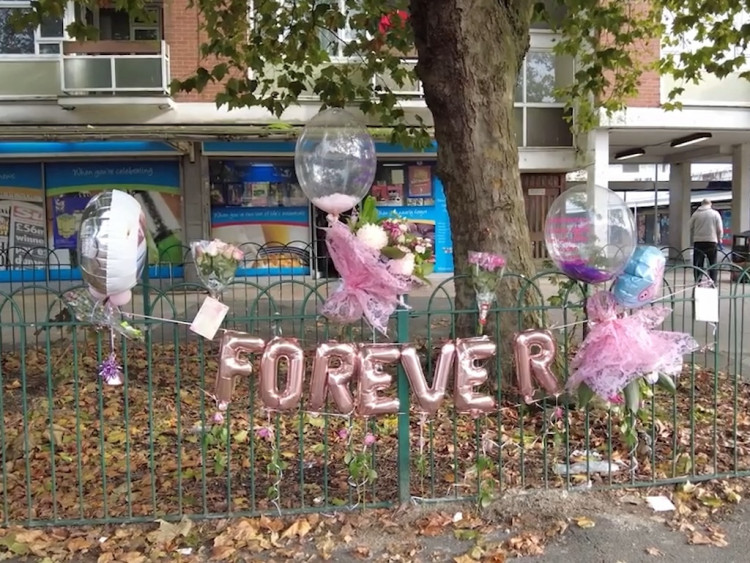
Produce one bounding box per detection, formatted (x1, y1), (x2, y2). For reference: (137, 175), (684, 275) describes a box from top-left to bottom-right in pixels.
(468, 250), (506, 335)
(190, 239), (245, 301)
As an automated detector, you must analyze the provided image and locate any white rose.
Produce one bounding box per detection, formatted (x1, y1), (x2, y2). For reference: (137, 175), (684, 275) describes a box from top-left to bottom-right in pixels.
(389, 252), (415, 276)
(415, 244), (426, 254)
(356, 224), (389, 250)
(206, 241), (220, 256)
(396, 234), (406, 244)
(398, 223), (408, 232)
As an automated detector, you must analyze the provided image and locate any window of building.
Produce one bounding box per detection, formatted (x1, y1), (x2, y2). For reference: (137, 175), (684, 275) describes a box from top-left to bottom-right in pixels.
(514, 49), (574, 148)
(0, 2), (63, 55)
(74, 5), (162, 41)
(531, 0), (567, 30)
(318, 0), (359, 60)
(0, 1), (162, 56)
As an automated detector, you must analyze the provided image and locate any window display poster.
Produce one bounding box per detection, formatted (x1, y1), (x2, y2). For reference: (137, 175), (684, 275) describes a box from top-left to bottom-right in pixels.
(211, 206), (311, 274)
(377, 177), (453, 273)
(720, 210), (732, 247)
(407, 165), (432, 197)
(45, 161), (184, 265)
(371, 164), (406, 206)
(0, 163), (47, 268)
(371, 163), (435, 207)
(209, 161), (307, 208)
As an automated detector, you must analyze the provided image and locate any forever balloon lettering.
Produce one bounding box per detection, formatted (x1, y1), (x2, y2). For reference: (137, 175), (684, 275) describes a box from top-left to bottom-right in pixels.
(213, 330), (560, 417)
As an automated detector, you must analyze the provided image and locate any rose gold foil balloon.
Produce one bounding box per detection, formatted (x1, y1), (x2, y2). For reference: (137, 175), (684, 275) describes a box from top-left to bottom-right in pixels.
(401, 342), (455, 417)
(454, 337), (497, 416)
(259, 337), (306, 411)
(215, 331), (266, 406)
(308, 342), (357, 415)
(513, 329), (559, 403)
(356, 344), (400, 416)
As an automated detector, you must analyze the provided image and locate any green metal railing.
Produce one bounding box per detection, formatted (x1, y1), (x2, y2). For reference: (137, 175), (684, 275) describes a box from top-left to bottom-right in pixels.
(0, 255), (749, 527)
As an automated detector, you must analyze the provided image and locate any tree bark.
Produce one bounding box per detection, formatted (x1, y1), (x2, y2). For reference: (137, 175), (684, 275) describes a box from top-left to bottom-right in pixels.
(409, 0), (541, 352)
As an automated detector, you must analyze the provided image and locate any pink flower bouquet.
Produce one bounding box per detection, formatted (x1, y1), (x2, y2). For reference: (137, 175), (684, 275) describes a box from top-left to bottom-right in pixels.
(191, 239), (244, 300)
(349, 197), (434, 283)
(468, 251), (506, 335)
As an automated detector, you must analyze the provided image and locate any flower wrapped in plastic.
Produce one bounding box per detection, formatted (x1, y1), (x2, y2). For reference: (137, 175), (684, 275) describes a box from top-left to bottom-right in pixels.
(190, 239), (244, 300)
(62, 288), (143, 386)
(566, 290), (699, 402)
(349, 197), (434, 283)
(468, 251), (506, 335)
(320, 197), (429, 334)
(63, 288), (143, 341)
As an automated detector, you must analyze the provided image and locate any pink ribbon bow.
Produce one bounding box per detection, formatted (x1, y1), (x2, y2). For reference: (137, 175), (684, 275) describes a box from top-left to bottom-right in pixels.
(321, 219), (416, 335)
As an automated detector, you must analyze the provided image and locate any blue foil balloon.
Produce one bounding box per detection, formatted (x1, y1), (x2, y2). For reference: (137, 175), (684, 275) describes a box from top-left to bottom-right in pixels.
(613, 246), (666, 308)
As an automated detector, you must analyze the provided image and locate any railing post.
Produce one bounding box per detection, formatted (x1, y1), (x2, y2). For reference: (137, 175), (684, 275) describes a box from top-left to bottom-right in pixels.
(142, 261), (151, 318)
(396, 300), (411, 504)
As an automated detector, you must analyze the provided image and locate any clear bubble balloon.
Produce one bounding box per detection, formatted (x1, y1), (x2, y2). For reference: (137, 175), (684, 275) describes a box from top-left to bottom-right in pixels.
(78, 190), (148, 303)
(544, 185), (636, 284)
(294, 108), (377, 215)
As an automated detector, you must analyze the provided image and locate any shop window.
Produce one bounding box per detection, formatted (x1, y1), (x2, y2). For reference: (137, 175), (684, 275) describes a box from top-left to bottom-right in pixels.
(208, 160), (312, 274)
(368, 162), (435, 207)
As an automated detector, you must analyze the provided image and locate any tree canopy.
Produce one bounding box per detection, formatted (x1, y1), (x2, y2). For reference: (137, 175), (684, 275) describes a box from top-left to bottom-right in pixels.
(18, 0), (750, 144)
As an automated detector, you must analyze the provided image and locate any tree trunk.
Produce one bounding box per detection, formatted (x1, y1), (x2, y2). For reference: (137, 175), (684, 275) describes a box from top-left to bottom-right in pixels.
(409, 0), (542, 358)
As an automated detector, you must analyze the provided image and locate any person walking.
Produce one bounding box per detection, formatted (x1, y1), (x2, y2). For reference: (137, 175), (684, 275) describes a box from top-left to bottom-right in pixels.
(689, 198), (724, 283)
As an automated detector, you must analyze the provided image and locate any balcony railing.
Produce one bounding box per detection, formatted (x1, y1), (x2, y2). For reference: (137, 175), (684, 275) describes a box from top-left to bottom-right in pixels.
(60, 40), (170, 96)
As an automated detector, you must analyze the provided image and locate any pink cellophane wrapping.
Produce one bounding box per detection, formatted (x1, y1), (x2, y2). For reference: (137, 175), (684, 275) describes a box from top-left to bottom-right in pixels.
(566, 291), (699, 400)
(321, 218), (418, 335)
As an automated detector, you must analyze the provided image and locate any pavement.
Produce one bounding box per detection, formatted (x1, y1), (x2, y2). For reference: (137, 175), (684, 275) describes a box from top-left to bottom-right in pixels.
(312, 491), (750, 562)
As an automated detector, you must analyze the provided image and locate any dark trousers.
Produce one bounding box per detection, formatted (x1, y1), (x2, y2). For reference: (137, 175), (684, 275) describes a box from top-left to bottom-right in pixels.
(693, 241), (719, 283)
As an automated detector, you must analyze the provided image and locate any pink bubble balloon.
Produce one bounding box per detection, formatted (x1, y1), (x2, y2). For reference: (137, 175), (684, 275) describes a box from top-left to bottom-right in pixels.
(109, 290), (132, 307)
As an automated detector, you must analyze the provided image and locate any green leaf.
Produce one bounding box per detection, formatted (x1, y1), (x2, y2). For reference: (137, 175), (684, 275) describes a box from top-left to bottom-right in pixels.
(380, 246), (407, 260)
(656, 373), (677, 395)
(577, 383), (595, 408)
(624, 381), (640, 414)
(359, 196), (379, 224)
(305, 414), (326, 428)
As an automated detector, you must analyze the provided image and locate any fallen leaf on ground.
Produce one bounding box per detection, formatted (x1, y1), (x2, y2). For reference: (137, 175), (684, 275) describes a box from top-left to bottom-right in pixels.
(281, 518), (312, 540)
(645, 546), (664, 556)
(120, 552), (147, 563)
(688, 528), (728, 548)
(66, 536), (91, 553)
(210, 545), (236, 560)
(506, 533), (544, 556)
(351, 545), (370, 559)
(148, 516), (193, 547)
(574, 517), (596, 529)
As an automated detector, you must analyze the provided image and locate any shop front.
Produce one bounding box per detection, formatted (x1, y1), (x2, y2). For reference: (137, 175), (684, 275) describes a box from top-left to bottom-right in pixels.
(202, 141), (454, 277)
(0, 141), (184, 282)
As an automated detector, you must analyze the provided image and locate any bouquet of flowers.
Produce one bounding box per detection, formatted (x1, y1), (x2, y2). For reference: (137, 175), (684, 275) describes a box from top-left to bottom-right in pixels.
(190, 239), (244, 300)
(468, 251), (506, 335)
(349, 196), (435, 283)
